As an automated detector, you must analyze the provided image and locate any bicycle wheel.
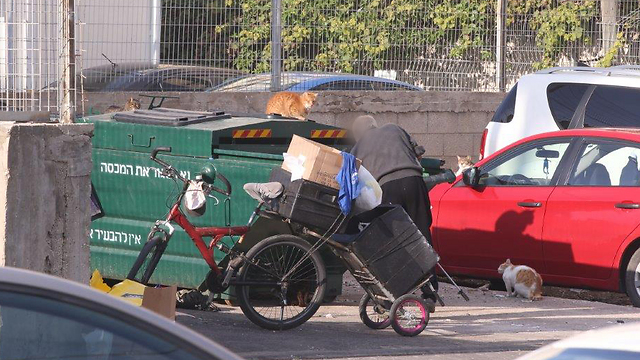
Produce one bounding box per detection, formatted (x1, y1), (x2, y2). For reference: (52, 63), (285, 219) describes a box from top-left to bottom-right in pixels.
(359, 293), (391, 330)
(126, 235), (167, 285)
(390, 294), (429, 337)
(236, 234), (326, 330)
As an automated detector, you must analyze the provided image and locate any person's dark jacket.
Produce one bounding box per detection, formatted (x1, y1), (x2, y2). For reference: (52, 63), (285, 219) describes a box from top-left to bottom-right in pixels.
(350, 124), (423, 185)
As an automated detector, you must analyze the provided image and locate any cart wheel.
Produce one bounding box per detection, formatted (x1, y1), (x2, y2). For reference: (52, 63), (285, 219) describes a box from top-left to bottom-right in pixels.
(359, 294), (391, 330)
(390, 294), (429, 337)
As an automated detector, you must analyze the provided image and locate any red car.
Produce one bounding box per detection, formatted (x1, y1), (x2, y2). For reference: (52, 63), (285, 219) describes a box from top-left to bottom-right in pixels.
(430, 128), (640, 307)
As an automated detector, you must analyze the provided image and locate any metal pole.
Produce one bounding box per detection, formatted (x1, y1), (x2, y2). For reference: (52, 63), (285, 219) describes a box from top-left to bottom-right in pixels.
(6, 0), (15, 110)
(601, 0), (619, 56)
(496, 0), (506, 92)
(270, 0), (282, 92)
(59, 0), (76, 123)
(150, 0), (161, 65)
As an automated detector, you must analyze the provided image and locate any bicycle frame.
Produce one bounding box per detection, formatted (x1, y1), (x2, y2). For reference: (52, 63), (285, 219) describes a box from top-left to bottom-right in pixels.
(165, 201), (249, 275)
(162, 180), (249, 276)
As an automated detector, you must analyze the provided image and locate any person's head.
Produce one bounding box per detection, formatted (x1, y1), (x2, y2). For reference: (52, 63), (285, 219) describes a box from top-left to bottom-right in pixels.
(351, 115), (378, 142)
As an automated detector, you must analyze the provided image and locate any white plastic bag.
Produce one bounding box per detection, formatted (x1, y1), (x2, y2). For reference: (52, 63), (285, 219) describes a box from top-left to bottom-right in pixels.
(353, 166), (382, 214)
(282, 152), (307, 181)
(185, 181), (207, 211)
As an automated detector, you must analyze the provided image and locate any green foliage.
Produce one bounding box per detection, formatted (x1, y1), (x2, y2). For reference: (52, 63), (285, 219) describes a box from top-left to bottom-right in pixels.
(597, 31), (625, 68)
(528, 0), (597, 69)
(160, 0), (614, 75)
(431, 0), (493, 60)
(230, 0), (499, 73)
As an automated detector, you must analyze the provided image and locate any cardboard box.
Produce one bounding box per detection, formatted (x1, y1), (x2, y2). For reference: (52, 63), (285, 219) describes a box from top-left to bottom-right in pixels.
(142, 285), (178, 320)
(283, 135), (358, 189)
(90, 271), (177, 320)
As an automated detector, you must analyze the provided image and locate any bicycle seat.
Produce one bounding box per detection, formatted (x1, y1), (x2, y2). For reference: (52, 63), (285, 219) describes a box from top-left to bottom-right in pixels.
(243, 182), (284, 203)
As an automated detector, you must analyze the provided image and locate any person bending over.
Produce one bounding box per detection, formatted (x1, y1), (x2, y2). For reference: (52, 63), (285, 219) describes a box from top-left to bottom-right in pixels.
(350, 115), (437, 311)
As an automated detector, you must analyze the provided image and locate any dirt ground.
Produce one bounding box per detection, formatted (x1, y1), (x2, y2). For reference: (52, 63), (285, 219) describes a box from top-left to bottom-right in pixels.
(178, 273), (640, 360)
(445, 276), (633, 307)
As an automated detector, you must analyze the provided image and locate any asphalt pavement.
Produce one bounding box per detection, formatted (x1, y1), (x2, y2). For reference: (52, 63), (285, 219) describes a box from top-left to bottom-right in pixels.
(177, 274), (640, 360)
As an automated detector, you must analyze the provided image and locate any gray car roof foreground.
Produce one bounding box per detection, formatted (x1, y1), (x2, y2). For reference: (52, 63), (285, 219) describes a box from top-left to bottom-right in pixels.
(0, 266), (244, 360)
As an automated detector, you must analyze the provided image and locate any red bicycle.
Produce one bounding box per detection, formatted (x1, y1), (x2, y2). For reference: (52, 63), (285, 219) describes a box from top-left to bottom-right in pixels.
(127, 147), (327, 330)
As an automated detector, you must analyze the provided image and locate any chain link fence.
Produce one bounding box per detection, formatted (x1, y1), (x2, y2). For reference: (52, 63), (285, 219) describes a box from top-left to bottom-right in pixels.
(156, 0), (640, 92)
(2, 0), (640, 114)
(504, 0), (640, 88)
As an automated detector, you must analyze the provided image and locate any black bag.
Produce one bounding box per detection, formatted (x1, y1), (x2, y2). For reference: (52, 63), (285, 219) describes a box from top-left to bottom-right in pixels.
(348, 205), (439, 297)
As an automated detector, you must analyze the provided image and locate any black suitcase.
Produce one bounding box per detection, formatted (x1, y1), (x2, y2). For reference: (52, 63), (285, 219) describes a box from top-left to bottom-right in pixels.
(269, 167), (347, 232)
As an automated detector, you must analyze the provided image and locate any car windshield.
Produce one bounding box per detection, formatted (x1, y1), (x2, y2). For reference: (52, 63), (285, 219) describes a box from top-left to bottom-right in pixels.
(83, 66), (144, 91)
(479, 142), (571, 186)
(212, 73), (330, 92)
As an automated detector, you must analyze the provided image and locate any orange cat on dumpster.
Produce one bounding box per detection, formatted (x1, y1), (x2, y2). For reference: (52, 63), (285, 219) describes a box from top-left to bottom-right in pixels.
(265, 91), (317, 120)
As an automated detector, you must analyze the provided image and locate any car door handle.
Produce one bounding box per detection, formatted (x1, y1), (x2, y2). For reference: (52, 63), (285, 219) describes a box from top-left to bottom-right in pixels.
(517, 202), (542, 208)
(615, 203), (640, 209)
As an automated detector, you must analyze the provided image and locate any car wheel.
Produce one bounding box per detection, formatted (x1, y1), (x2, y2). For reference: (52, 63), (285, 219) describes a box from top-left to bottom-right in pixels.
(624, 247), (640, 307)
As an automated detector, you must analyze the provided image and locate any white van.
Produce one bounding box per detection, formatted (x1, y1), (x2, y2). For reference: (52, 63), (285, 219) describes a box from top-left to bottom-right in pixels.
(481, 66), (640, 159)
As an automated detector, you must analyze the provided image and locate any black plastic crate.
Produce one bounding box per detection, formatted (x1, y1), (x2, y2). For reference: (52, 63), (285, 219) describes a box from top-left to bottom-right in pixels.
(269, 167), (346, 232)
(348, 205), (439, 298)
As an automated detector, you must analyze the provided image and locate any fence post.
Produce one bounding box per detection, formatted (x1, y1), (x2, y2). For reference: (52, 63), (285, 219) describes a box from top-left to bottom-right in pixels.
(150, 0), (162, 65)
(59, 0), (76, 123)
(496, 0), (507, 92)
(601, 0), (619, 56)
(270, 0), (282, 92)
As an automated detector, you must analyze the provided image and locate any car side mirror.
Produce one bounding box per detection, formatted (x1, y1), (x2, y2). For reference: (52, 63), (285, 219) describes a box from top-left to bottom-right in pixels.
(462, 167), (480, 187)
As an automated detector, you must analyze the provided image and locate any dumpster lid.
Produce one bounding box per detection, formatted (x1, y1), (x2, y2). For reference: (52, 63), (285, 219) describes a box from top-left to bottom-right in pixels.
(113, 108), (230, 127)
(85, 109), (353, 157)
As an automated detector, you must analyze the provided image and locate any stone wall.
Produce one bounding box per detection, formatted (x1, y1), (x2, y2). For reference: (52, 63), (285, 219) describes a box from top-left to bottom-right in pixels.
(85, 91), (505, 168)
(0, 122), (93, 283)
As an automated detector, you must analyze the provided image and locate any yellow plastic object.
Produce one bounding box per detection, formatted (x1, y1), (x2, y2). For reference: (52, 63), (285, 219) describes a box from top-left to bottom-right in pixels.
(90, 270), (145, 306)
(90, 269), (111, 293)
(108, 280), (146, 306)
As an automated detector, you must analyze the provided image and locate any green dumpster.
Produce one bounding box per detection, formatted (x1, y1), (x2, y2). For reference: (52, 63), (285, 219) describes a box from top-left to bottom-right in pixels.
(83, 109), (351, 300)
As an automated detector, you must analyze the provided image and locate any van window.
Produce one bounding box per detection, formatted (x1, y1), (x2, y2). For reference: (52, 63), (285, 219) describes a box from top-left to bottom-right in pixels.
(547, 83), (590, 129)
(491, 84), (517, 123)
(584, 85), (640, 128)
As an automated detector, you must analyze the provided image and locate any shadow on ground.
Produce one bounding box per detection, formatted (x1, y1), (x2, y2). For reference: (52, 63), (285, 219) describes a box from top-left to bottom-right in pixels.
(177, 280), (640, 360)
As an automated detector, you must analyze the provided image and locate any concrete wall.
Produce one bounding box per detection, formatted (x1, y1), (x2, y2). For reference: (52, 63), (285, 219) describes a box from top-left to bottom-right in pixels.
(85, 91), (505, 168)
(0, 123), (93, 283)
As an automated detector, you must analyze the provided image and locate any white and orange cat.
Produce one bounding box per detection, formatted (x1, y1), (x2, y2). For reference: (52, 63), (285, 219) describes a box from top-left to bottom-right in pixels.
(455, 155), (474, 176)
(266, 91), (317, 120)
(497, 259), (543, 300)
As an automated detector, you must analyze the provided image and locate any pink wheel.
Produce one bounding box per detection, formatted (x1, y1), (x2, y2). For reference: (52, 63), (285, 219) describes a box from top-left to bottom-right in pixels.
(390, 294), (429, 336)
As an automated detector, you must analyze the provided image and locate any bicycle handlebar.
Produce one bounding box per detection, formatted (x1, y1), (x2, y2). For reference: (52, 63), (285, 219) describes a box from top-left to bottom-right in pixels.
(151, 146), (172, 160)
(212, 173), (232, 197)
(150, 146), (232, 197)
